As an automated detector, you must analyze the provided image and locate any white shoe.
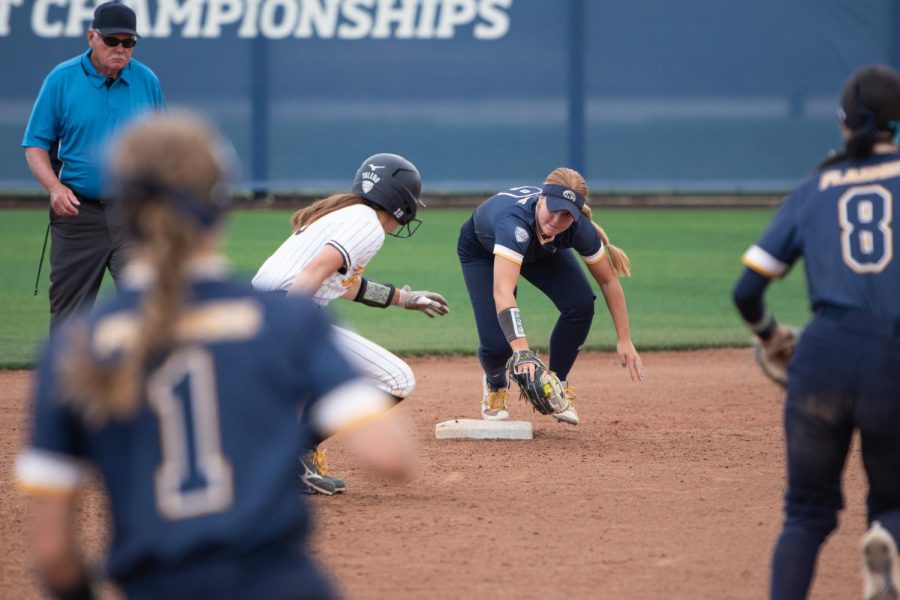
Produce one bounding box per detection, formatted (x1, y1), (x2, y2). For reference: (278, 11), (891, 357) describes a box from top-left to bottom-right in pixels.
(481, 375), (509, 421)
(551, 383), (579, 425)
(862, 521), (900, 600)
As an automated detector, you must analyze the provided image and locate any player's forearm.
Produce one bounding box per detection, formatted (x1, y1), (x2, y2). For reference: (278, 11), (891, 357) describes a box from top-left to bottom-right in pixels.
(599, 278), (633, 344)
(732, 267), (777, 340)
(493, 288), (517, 313)
(24, 147), (64, 195)
(340, 278), (363, 300)
(31, 496), (93, 599)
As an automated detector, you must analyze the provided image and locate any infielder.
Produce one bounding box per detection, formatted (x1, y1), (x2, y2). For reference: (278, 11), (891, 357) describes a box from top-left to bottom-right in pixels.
(15, 113), (413, 600)
(253, 153), (448, 495)
(733, 65), (900, 600)
(456, 167), (643, 425)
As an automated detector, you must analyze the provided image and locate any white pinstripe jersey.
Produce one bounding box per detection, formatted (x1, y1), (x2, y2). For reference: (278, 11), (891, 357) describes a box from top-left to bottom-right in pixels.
(252, 204), (385, 306)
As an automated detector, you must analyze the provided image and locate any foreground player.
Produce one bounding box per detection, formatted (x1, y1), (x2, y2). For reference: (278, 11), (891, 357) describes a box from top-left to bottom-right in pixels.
(16, 113), (413, 600)
(253, 153), (447, 495)
(457, 167), (643, 425)
(732, 65), (900, 600)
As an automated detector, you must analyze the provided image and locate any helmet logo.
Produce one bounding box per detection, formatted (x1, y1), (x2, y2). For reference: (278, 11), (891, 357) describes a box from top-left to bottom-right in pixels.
(393, 208), (404, 218)
(361, 180), (374, 193)
(369, 164), (385, 171)
(563, 190), (577, 202)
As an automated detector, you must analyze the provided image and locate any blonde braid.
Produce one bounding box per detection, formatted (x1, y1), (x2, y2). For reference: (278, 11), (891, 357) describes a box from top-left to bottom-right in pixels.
(58, 113), (224, 425)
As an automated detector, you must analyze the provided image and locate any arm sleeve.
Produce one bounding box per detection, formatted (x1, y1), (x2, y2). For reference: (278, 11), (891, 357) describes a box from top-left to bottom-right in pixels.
(732, 267), (777, 339)
(15, 339), (89, 496)
(22, 75), (60, 150)
(492, 215), (533, 264)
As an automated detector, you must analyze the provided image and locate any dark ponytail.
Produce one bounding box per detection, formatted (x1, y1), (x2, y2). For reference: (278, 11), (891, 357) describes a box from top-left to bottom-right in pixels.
(819, 65), (900, 170)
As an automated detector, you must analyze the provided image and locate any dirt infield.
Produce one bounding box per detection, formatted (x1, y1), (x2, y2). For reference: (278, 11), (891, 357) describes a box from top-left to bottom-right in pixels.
(0, 349), (868, 599)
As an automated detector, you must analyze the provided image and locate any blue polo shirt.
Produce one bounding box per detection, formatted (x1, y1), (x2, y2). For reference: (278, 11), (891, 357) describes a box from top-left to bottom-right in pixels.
(22, 49), (165, 199)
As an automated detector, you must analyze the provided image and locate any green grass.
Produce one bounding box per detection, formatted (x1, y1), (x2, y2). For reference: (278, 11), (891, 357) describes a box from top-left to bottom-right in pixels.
(0, 207), (809, 368)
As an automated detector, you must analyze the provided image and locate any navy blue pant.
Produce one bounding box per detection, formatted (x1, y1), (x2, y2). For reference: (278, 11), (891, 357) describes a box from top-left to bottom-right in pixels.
(457, 219), (595, 389)
(770, 308), (900, 599)
(123, 540), (338, 600)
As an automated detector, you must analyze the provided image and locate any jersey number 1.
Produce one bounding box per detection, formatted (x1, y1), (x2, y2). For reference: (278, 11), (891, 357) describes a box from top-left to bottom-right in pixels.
(838, 184), (894, 273)
(148, 347), (234, 520)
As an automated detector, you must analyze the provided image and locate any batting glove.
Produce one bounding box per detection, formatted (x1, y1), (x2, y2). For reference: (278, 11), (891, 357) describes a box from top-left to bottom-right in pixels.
(397, 285), (449, 318)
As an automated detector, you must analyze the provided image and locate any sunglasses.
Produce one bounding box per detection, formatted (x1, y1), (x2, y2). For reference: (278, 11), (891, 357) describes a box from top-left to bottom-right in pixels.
(96, 33), (137, 48)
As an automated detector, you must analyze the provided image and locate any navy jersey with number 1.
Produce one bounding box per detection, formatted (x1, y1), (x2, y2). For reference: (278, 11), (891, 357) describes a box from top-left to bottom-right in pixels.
(16, 267), (390, 599)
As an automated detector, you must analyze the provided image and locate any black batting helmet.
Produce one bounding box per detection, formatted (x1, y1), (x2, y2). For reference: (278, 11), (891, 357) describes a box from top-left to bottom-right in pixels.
(352, 153), (423, 237)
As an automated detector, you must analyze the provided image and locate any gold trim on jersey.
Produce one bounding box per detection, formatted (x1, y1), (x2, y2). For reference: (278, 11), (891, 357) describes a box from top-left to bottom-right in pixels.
(582, 245), (607, 265)
(742, 245), (788, 279)
(94, 299), (263, 357)
(493, 244), (524, 265)
(15, 449), (87, 496)
(309, 379), (394, 438)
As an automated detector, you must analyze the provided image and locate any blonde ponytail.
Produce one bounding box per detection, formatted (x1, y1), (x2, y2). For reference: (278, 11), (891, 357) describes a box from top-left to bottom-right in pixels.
(580, 204), (630, 276)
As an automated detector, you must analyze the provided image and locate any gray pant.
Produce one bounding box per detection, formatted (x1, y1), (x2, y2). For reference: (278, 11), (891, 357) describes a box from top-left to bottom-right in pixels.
(48, 198), (130, 330)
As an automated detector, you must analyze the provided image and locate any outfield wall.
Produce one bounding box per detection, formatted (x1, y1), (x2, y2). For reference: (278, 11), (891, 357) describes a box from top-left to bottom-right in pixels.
(0, 0), (898, 194)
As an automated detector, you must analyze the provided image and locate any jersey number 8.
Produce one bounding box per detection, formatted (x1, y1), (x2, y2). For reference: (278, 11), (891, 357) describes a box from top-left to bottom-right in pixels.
(838, 184), (894, 274)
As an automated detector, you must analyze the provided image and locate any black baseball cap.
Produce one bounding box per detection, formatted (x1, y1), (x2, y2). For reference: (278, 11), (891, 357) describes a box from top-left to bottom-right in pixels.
(92, 2), (139, 37)
(541, 183), (585, 220)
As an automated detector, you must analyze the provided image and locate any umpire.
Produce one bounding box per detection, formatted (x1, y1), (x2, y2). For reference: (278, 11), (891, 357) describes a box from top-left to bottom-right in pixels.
(22, 1), (165, 329)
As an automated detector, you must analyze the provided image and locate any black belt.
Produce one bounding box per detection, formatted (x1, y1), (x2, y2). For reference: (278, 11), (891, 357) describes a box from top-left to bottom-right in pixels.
(73, 192), (106, 204)
(818, 304), (900, 337)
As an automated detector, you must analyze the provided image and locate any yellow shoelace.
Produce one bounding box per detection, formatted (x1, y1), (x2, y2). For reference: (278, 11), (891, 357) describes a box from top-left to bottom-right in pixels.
(564, 387), (576, 408)
(487, 389), (509, 411)
(313, 449), (329, 476)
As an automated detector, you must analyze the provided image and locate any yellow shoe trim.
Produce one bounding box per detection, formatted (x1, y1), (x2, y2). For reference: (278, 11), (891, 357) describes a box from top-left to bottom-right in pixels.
(564, 387), (576, 409)
(312, 449), (329, 476)
(486, 389), (509, 411)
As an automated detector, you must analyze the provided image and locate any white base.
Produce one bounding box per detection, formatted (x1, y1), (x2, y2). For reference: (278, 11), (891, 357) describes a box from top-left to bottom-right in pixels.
(435, 418), (533, 440)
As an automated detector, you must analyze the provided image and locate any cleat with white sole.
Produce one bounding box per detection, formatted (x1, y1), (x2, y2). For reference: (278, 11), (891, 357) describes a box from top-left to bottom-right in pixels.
(552, 384), (579, 425)
(863, 521), (900, 600)
(481, 375), (510, 421)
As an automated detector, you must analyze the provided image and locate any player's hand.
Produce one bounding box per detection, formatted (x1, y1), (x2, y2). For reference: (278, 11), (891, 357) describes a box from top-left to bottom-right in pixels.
(617, 339), (644, 381)
(50, 185), (80, 217)
(762, 325), (795, 352)
(397, 285), (449, 318)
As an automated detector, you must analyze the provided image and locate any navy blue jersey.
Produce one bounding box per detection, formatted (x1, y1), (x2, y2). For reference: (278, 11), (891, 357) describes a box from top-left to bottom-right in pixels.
(17, 264), (388, 584)
(743, 151), (900, 319)
(470, 186), (604, 265)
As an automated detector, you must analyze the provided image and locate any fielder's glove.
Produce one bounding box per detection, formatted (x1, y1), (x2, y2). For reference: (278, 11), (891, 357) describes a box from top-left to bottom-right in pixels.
(753, 325), (801, 388)
(397, 285), (449, 318)
(506, 350), (568, 415)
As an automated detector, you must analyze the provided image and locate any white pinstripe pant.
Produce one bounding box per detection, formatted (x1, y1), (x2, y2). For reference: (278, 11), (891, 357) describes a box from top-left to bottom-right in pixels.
(332, 325), (416, 400)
